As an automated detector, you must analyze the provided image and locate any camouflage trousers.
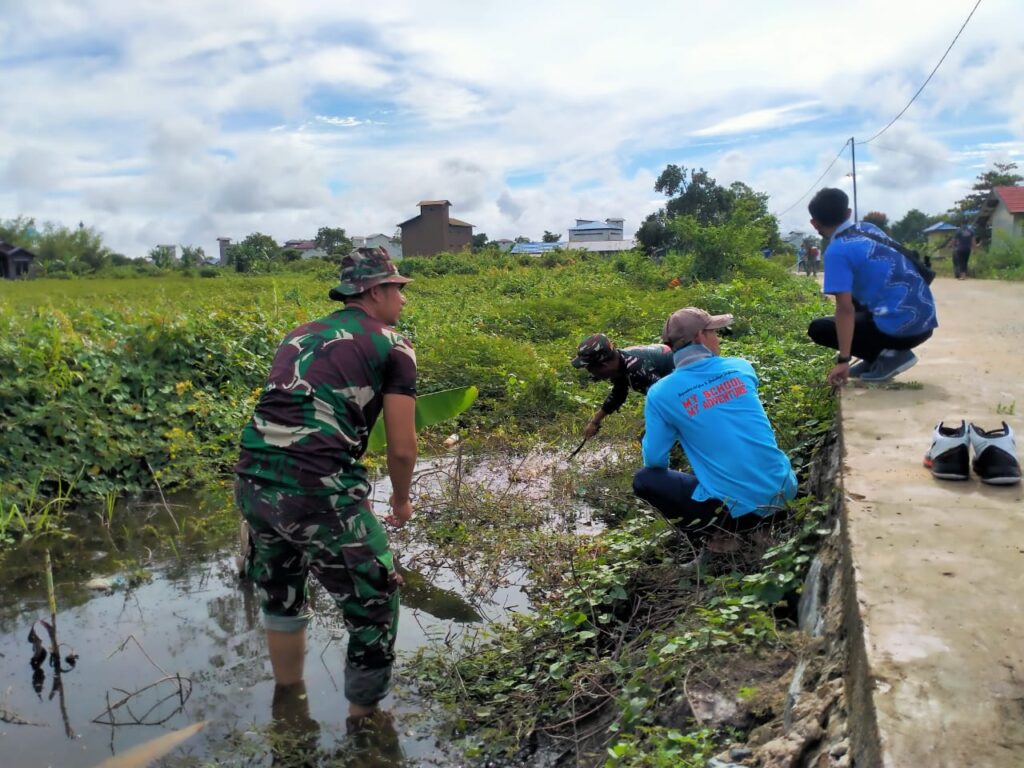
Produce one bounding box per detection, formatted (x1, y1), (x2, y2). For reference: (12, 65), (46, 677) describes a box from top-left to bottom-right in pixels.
(235, 476), (400, 706)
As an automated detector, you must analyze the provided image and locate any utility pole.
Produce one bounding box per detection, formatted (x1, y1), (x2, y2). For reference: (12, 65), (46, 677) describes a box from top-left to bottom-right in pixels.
(849, 137), (859, 223)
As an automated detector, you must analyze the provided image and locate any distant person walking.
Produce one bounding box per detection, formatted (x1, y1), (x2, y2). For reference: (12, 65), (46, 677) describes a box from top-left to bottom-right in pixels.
(804, 244), (820, 277)
(806, 188), (938, 385)
(951, 224), (975, 280)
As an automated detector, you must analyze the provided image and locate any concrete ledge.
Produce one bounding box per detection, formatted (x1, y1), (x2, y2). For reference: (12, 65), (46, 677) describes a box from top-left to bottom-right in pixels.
(838, 278), (1024, 768)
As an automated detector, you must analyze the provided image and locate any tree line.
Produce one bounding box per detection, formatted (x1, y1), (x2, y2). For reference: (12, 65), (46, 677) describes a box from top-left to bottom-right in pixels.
(619, 159), (1022, 279)
(863, 162), (1022, 248)
(3, 161), (1018, 278)
(0, 219), (358, 277)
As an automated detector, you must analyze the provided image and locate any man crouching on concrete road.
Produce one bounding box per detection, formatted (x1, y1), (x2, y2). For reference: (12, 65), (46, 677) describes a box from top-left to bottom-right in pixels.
(633, 307), (797, 550)
(806, 187), (938, 386)
(234, 246), (417, 721)
(572, 333), (674, 439)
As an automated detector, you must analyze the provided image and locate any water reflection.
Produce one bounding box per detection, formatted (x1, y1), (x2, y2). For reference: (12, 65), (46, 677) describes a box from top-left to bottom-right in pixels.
(0, 514), (520, 766)
(0, 447), (614, 766)
(268, 682), (321, 768)
(342, 710), (406, 768)
(395, 565), (481, 623)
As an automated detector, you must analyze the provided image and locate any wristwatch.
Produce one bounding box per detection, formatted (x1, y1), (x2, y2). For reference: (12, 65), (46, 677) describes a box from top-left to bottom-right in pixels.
(836, 354), (852, 364)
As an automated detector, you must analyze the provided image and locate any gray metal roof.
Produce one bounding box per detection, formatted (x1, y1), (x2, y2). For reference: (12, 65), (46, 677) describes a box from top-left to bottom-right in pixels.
(568, 220), (623, 232)
(922, 222), (957, 233)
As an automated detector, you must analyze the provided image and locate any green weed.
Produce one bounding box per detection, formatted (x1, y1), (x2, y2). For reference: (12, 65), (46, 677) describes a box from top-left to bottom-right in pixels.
(0, 257), (831, 514)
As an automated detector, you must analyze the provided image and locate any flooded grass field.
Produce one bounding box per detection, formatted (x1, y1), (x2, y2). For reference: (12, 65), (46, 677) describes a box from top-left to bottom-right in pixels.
(0, 448), (616, 767)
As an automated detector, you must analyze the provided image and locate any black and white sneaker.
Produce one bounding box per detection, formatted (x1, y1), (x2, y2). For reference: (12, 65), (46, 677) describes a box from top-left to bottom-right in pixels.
(968, 422), (1022, 485)
(923, 421), (970, 481)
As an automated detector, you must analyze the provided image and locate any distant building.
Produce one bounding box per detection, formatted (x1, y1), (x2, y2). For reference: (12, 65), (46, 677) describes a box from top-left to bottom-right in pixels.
(510, 241), (565, 255)
(217, 237), (232, 265)
(0, 241), (36, 279)
(976, 186), (1024, 240)
(566, 217), (635, 253)
(567, 218), (625, 242)
(922, 222), (958, 259)
(783, 231), (810, 247)
(398, 200), (473, 257)
(283, 239), (327, 259)
(492, 238), (515, 252)
(352, 233), (403, 260)
(513, 216), (636, 256)
(567, 240), (636, 254)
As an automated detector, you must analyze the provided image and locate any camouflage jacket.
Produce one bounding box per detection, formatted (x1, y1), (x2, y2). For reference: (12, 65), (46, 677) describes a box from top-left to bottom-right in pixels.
(602, 344), (674, 414)
(235, 307), (417, 498)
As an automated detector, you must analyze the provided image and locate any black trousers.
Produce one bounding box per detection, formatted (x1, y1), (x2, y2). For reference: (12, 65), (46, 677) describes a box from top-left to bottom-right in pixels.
(632, 467), (776, 545)
(953, 249), (971, 278)
(807, 312), (933, 363)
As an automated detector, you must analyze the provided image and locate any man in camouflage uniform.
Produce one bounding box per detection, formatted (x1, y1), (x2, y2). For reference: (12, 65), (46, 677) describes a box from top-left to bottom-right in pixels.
(572, 333), (674, 438)
(235, 246), (417, 721)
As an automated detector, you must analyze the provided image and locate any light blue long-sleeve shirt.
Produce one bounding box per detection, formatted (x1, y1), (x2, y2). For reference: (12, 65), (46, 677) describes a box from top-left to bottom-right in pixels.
(642, 345), (797, 517)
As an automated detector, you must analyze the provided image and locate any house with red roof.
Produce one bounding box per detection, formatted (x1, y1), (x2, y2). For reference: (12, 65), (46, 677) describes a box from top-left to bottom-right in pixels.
(282, 239), (327, 259)
(976, 186), (1024, 240)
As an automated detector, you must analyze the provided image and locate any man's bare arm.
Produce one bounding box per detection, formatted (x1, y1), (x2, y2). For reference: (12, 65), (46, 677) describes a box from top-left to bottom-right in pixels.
(828, 292), (855, 387)
(383, 393), (417, 527)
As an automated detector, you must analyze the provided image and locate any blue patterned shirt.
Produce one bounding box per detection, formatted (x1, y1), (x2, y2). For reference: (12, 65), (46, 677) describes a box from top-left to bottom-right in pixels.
(823, 220), (938, 337)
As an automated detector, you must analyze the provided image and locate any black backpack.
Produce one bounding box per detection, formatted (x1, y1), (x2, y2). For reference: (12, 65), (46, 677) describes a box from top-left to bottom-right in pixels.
(838, 227), (935, 285)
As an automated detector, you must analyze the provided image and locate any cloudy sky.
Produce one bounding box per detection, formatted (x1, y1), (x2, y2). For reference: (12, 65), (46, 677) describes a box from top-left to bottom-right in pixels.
(1, 0), (1021, 256)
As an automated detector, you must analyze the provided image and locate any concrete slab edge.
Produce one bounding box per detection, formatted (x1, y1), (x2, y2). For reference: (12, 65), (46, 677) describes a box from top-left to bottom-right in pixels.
(836, 410), (885, 768)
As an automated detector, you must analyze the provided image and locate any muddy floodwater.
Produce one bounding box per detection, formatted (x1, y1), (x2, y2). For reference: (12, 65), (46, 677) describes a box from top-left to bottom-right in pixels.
(0, 449), (613, 767)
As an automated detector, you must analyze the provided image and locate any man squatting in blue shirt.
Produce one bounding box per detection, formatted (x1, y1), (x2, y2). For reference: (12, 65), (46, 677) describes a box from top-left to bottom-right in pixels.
(806, 187), (938, 386)
(633, 307), (797, 548)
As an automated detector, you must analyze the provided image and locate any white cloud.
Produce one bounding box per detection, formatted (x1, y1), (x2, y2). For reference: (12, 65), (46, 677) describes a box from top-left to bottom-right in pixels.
(692, 102), (822, 138)
(315, 116), (365, 128)
(713, 151), (754, 187)
(862, 124), (951, 189)
(0, 0), (1022, 255)
(3, 146), (62, 193)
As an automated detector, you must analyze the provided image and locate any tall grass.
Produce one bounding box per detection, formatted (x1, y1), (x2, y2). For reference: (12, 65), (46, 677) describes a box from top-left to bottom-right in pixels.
(1, 251), (832, 534)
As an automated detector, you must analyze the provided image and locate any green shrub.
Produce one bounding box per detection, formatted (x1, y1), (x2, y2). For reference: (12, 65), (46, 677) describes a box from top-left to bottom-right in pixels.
(976, 232), (1024, 276)
(0, 257), (833, 514)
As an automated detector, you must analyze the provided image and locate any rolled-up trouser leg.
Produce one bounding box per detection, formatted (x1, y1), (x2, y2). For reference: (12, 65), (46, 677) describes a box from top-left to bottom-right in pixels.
(311, 502), (400, 707)
(236, 478), (314, 632)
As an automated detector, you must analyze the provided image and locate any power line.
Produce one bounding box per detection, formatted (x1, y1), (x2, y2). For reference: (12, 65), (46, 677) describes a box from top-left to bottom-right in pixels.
(774, 140), (851, 218)
(858, 0), (982, 145)
(770, 2), (980, 220)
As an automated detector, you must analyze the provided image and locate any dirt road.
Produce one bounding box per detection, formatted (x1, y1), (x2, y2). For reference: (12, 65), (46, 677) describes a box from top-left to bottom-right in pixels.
(839, 276), (1024, 767)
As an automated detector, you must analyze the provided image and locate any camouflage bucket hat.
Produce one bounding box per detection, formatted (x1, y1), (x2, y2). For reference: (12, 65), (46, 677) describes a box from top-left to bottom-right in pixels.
(571, 333), (616, 368)
(328, 246), (412, 300)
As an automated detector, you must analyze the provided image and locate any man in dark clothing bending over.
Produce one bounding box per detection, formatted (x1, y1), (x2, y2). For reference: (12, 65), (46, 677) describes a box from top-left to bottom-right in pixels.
(572, 333), (674, 438)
